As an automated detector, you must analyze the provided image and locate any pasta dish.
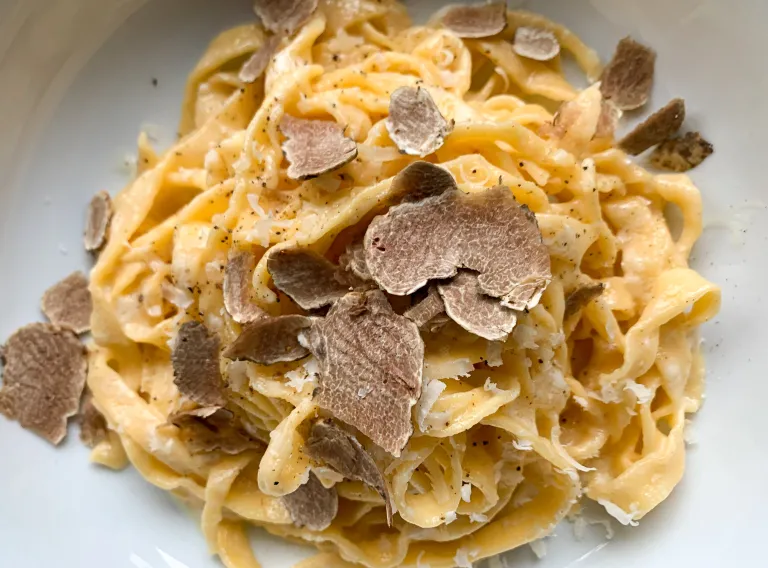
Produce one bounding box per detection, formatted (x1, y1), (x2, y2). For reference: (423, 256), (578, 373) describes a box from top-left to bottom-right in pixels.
(0, 1), (721, 567)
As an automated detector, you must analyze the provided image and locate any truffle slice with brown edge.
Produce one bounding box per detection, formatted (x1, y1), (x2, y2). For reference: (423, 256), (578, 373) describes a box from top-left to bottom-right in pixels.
(619, 98), (686, 156)
(338, 242), (372, 282)
(239, 34), (281, 83)
(171, 322), (226, 408)
(386, 87), (452, 158)
(564, 283), (605, 320)
(650, 132), (714, 172)
(223, 315), (312, 365)
(441, 2), (508, 39)
(403, 285), (446, 329)
(513, 27), (561, 61)
(306, 290), (424, 456)
(79, 389), (108, 449)
(388, 161), (458, 205)
(364, 185), (551, 311)
(280, 116), (358, 180)
(282, 471), (338, 531)
(267, 247), (365, 311)
(0, 323), (87, 445)
(437, 270), (518, 341)
(84, 190), (113, 252)
(40, 271), (93, 335)
(305, 418), (393, 525)
(224, 249), (267, 324)
(600, 37), (656, 111)
(170, 407), (262, 455)
(252, 0), (318, 36)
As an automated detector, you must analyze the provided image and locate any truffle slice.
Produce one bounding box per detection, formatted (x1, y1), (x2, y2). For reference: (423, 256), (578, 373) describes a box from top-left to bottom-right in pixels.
(512, 27), (561, 61)
(253, 0), (318, 36)
(437, 270), (518, 341)
(595, 99), (622, 140)
(224, 249), (266, 324)
(171, 322), (226, 408)
(403, 285), (446, 329)
(223, 315), (312, 365)
(564, 283), (605, 320)
(364, 185), (551, 311)
(388, 161), (458, 205)
(441, 2), (507, 39)
(338, 242), (372, 282)
(239, 34), (281, 84)
(170, 407), (261, 454)
(282, 471), (338, 531)
(0, 323), (87, 445)
(307, 290), (424, 456)
(79, 390), (108, 448)
(305, 419), (392, 525)
(280, 116), (358, 180)
(600, 37), (656, 111)
(40, 271), (93, 335)
(84, 190), (113, 252)
(267, 247), (363, 310)
(650, 132), (714, 172)
(619, 98), (686, 156)
(385, 87), (452, 158)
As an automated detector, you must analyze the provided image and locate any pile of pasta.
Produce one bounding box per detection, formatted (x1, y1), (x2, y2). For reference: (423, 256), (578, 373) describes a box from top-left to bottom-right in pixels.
(86, 1), (721, 566)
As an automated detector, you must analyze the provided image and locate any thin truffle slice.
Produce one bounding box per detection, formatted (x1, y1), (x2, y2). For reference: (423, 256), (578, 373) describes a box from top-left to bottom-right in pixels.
(0, 323), (87, 445)
(437, 270), (518, 341)
(40, 271), (93, 334)
(650, 132), (714, 172)
(253, 0), (318, 36)
(441, 2), (507, 39)
(171, 407), (261, 454)
(388, 161), (458, 205)
(305, 419), (392, 525)
(564, 283), (605, 320)
(267, 247), (363, 310)
(282, 471), (338, 531)
(224, 249), (266, 324)
(403, 285), (446, 329)
(223, 315), (312, 365)
(84, 190), (113, 252)
(385, 87), (452, 158)
(79, 390), (108, 448)
(171, 322), (226, 408)
(364, 185), (551, 311)
(239, 34), (281, 83)
(307, 290), (424, 456)
(619, 98), (686, 155)
(600, 37), (656, 111)
(513, 27), (561, 61)
(280, 115), (358, 180)
(595, 99), (622, 140)
(338, 242), (372, 282)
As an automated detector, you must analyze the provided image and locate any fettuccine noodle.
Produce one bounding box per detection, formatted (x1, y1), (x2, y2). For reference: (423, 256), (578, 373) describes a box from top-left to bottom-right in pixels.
(86, 1), (720, 566)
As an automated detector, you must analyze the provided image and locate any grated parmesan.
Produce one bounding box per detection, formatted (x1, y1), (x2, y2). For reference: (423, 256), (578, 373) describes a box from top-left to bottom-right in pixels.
(528, 538), (547, 559)
(469, 512), (488, 523)
(597, 498), (639, 526)
(486, 341), (504, 367)
(512, 438), (533, 451)
(483, 378), (504, 395)
(416, 379), (446, 432)
(461, 482), (472, 503)
(624, 381), (654, 404)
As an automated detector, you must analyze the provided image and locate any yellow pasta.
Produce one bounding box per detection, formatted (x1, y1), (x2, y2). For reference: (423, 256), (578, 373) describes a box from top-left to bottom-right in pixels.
(86, 1), (721, 567)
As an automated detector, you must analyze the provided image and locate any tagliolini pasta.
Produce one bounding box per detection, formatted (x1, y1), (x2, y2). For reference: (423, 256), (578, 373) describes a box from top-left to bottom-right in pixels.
(86, 1), (721, 567)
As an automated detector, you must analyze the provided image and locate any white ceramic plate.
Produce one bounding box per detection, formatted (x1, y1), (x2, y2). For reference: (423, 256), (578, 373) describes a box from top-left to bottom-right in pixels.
(1, 1), (766, 566)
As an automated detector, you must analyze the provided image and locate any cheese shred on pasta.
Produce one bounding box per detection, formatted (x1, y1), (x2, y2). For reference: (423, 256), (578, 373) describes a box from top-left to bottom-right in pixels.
(86, 1), (721, 566)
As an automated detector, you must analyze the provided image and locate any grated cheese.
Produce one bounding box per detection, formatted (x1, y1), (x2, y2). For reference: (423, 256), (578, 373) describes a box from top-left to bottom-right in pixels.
(416, 379), (446, 432)
(624, 381), (653, 404)
(461, 482), (472, 503)
(597, 498), (639, 526)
